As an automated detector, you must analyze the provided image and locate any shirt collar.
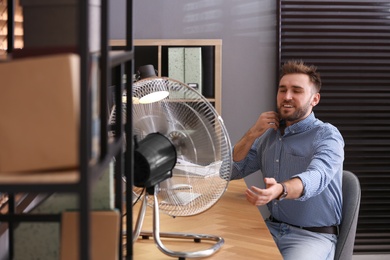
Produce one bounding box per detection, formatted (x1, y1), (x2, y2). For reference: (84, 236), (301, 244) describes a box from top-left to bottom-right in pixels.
(283, 112), (316, 135)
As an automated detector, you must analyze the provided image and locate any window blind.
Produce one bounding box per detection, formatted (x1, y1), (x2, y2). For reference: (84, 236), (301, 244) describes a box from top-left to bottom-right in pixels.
(278, 0), (390, 254)
(0, 0), (23, 58)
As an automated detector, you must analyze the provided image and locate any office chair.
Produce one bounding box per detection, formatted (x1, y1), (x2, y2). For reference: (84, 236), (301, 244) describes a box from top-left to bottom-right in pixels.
(334, 170), (361, 260)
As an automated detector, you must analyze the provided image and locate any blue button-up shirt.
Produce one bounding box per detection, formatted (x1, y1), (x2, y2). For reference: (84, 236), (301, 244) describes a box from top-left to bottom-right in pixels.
(232, 113), (344, 227)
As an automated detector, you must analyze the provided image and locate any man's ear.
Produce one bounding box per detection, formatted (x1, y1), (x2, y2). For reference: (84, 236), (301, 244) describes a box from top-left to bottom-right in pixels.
(312, 93), (320, 107)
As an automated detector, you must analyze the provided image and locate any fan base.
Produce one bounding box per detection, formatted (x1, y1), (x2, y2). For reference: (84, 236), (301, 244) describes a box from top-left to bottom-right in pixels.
(132, 186), (224, 259)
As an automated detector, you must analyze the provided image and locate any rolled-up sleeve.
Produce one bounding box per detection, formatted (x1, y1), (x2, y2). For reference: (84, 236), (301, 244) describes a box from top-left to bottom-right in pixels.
(231, 138), (262, 180)
(293, 124), (344, 201)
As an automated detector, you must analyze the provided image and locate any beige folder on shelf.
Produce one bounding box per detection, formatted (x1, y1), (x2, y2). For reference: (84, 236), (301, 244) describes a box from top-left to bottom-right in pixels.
(168, 47), (203, 99)
(184, 47), (202, 97)
(168, 47), (185, 99)
(0, 54), (80, 173)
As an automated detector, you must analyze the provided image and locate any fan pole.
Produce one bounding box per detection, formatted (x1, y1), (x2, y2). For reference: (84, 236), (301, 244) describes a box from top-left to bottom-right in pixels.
(132, 190), (147, 243)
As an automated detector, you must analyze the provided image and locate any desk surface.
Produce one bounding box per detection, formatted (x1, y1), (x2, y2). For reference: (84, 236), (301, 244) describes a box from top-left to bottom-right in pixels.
(131, 179), (282, 260)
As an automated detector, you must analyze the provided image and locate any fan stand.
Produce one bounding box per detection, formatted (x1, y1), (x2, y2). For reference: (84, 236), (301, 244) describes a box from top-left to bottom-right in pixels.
(133, 184), (225, 259)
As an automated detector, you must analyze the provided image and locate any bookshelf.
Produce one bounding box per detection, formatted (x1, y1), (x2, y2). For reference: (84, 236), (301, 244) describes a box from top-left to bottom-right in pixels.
(111, 39), (222, 115)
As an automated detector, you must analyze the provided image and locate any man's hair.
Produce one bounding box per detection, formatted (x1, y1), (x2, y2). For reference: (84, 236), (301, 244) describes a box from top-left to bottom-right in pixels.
(280, 60), (321, 93)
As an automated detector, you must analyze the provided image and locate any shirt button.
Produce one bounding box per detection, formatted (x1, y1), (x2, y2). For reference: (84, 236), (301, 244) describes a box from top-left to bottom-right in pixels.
(279, 138), (282, 141)
(276, 159), (279, 162)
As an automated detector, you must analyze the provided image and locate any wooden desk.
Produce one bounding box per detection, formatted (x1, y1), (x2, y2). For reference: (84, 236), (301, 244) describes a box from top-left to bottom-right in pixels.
(131, 179), (282, 259)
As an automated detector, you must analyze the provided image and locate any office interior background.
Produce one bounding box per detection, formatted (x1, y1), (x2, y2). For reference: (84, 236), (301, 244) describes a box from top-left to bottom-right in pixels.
(0, 0), (389, 259)
(113, 0), (388, 259)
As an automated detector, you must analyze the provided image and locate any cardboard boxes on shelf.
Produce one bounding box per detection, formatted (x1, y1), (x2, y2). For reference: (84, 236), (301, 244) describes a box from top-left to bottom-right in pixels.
(60, 210), (120, 260)
(0, 53), (80, 173)
(13, 163), (116, 260)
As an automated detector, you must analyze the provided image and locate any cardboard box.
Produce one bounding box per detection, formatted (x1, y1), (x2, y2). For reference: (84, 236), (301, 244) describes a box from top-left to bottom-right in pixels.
(60, 211), (120, 260)
(13, 164), (115, 260)
(0, 54), (80, 172)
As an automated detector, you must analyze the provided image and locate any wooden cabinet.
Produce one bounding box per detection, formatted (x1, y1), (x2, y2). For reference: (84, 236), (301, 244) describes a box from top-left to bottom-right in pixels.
(111, 39), (222, 115)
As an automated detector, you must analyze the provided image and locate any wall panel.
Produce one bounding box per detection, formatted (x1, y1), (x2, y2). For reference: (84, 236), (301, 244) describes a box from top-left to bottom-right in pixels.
(279, 0), (390, 254)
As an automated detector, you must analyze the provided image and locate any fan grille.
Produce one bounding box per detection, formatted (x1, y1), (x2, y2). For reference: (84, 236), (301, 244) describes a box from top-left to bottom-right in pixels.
(126, 77), (231, 217)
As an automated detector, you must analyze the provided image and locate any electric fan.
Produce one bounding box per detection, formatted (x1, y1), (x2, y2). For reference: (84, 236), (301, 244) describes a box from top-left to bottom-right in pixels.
(110, 65), (232, 259)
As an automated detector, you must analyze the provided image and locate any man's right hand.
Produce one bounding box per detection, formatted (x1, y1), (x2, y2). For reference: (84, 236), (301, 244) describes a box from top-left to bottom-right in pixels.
(233, 111), (280, 162)
(249, 111), (280, 138)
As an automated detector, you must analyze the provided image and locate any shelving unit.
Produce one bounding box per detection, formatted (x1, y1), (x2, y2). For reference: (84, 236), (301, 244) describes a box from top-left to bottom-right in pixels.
(111, 39), (222, 115)
(0, 1), (134, 259)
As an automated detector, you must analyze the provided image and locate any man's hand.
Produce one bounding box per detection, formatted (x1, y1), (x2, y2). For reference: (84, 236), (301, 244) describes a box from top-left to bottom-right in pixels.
(250, 111), (280, 136)
(245, 177), (304, 206)
(233, 111), (280, 162)
(245, 178), (283, 206)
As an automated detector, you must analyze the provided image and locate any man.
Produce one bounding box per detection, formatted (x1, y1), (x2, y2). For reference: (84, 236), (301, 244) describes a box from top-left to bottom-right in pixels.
(231, 60), (344, 260)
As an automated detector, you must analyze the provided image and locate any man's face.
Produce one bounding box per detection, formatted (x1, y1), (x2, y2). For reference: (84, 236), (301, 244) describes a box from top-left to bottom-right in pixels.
(277, 73), (320, 126)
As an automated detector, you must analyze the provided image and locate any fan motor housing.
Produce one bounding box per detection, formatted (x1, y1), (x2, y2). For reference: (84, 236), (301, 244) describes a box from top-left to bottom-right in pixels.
(134, 133), (177, 188)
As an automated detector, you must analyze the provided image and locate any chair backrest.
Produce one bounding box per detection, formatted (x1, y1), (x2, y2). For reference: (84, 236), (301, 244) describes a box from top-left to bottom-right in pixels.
(334, 170), (361, 260)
